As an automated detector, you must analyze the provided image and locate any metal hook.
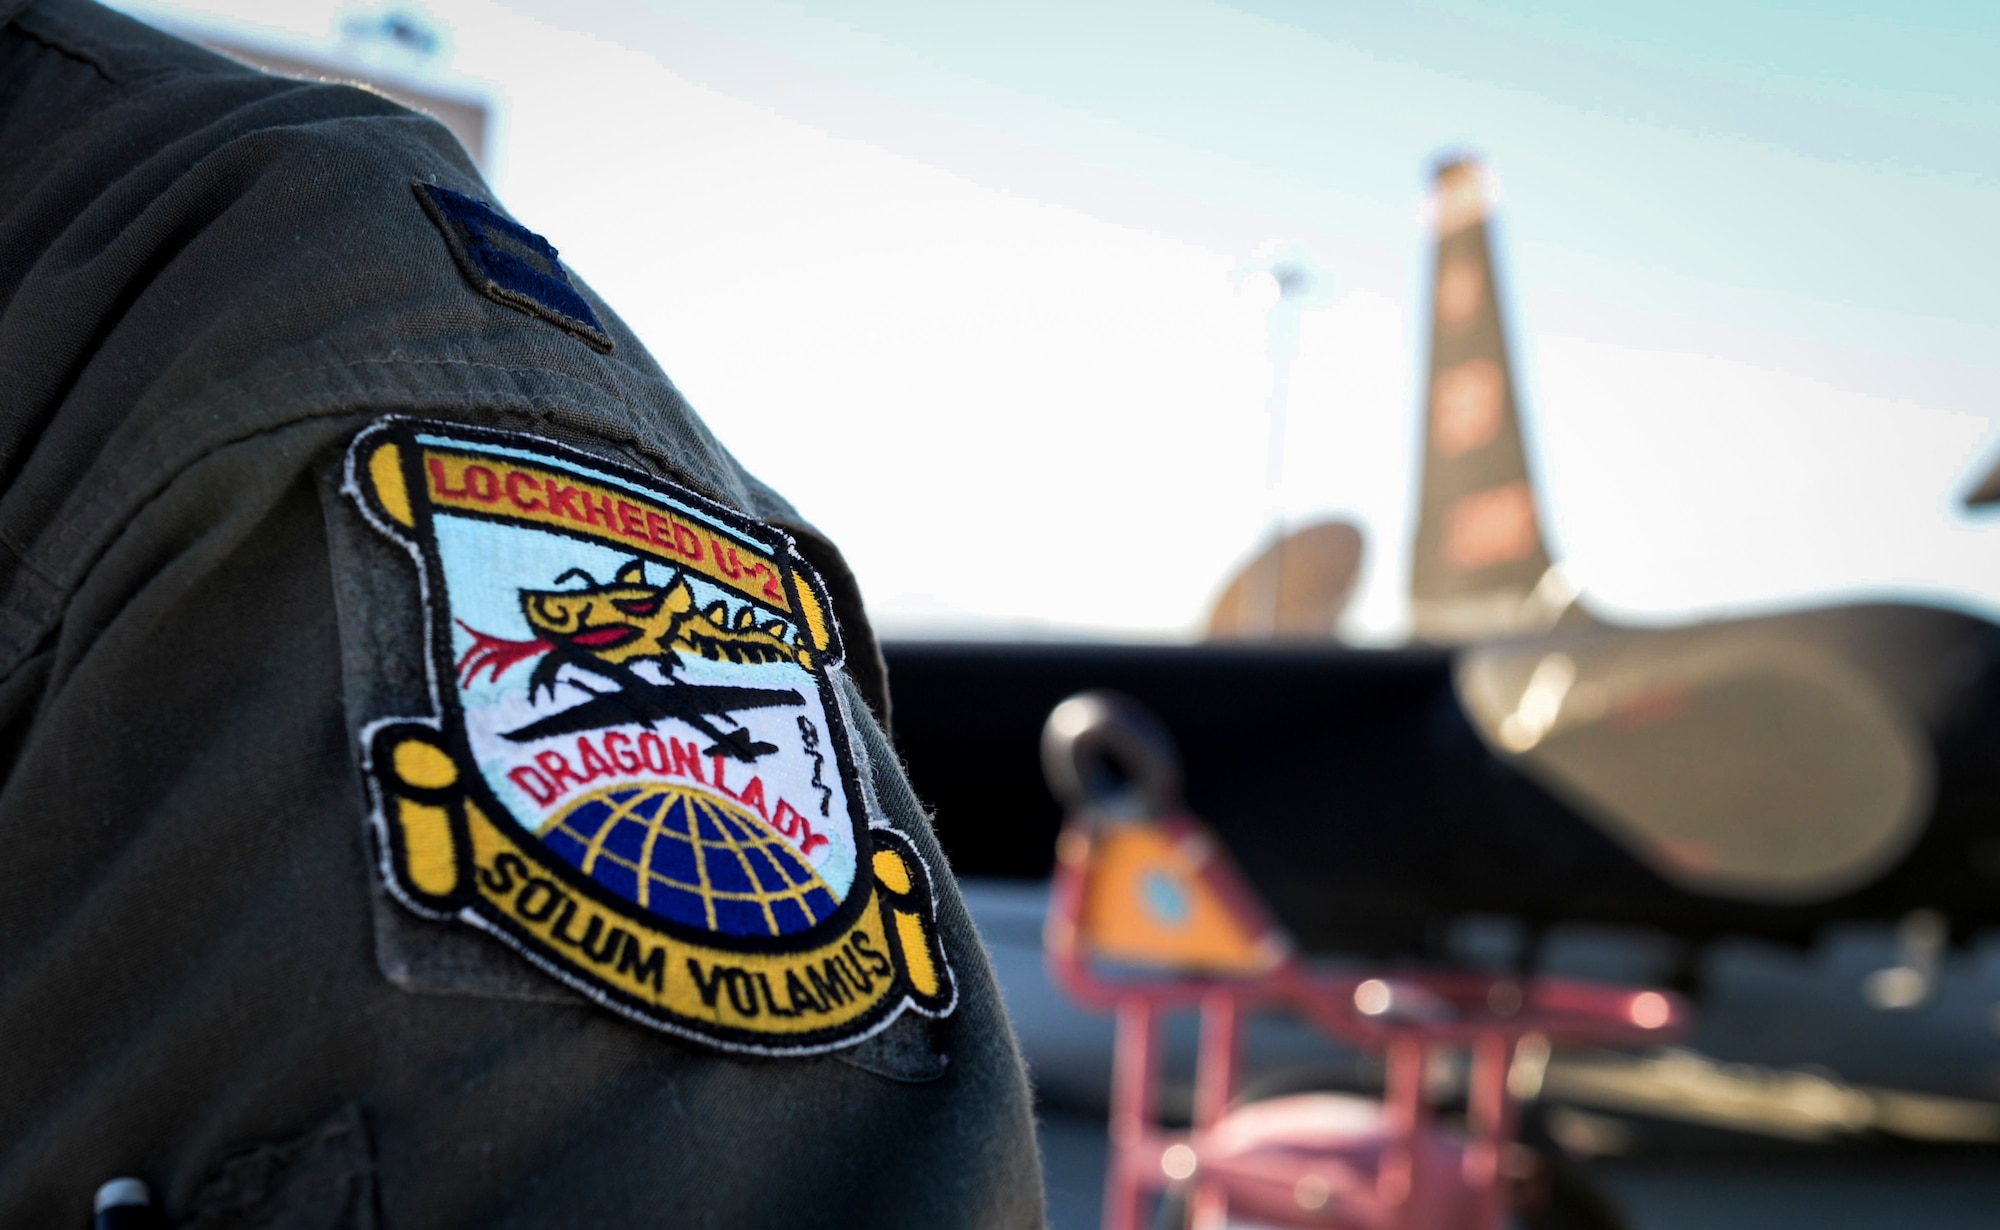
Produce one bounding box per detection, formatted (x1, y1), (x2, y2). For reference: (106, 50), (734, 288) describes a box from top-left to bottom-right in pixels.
(1040, 691), (1183, 818)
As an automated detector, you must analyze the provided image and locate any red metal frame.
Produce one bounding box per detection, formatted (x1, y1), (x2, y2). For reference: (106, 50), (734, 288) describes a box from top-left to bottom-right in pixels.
(1046, 816), (1688, 1230)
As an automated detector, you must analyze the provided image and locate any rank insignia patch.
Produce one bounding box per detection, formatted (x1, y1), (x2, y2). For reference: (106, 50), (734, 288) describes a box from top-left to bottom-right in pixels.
(343, 420), (953, 1053)
(414, 182), (615, 353)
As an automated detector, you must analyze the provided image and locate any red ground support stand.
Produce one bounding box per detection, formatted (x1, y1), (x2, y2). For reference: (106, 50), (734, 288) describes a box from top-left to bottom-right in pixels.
(1039, 692), (1688, 1230)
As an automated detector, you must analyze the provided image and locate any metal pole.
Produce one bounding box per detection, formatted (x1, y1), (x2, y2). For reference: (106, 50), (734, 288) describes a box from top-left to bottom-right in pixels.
(1189, 992), (1243, 1230)
(1105, 999), (1160, 1230)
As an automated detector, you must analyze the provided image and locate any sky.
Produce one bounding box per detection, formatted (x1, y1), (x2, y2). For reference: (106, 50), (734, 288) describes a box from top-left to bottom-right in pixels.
(113, 0), (2000, 641)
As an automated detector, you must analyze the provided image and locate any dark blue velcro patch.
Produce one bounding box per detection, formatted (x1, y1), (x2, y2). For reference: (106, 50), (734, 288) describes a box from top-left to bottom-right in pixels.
(414, 181), (614, 352)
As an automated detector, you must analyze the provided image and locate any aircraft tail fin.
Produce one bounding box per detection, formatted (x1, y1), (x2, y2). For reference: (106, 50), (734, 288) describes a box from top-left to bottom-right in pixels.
(1409, 158), (1577, 642)
(1205, 519), (1365, 641)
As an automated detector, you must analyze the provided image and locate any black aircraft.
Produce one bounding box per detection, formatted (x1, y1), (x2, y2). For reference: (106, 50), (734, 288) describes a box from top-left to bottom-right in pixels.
(501, 669), (801, 760)
(473, 559), (810, 760)
(887, 157), (2000, 973)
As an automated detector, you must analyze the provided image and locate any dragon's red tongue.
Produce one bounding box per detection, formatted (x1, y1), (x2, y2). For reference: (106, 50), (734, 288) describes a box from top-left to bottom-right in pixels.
(454, 622), (552, 685)
(572, 626), (635, 648)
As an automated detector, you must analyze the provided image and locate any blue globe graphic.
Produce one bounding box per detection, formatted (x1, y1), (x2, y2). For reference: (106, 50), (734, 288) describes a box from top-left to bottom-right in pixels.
(540, 782), (839, 937)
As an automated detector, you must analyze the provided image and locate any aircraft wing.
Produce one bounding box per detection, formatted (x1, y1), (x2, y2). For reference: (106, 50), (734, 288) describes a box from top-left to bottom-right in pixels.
(886, 619), (2000, 956)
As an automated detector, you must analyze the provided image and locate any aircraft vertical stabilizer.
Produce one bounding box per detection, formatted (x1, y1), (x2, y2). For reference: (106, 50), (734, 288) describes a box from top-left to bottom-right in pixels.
(1410, 158), (1574, 642)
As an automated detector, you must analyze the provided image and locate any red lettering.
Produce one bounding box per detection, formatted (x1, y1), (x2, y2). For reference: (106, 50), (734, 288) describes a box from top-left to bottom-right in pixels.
(505, 469), (544, 511)
(773, 800), (805, 838)
(535, 750), (587, 795)
(509, 765), (558, 806)
(711, 755), (731, 796)
(737, 776), (769, 820)
(774, 799), (825, 857)
(427, 458), (470, 498)
(673, 523), (703, 561)
(747, 562), (783, 601)
(710, 539), (743, 579)
(576, 736), (614, 781)
(545, 480), (583, 520)
(616, 500), (648, 540)
(645, 511), (675, 551)
(640, 733), (671, 774)
(582, 490), (615, 529)
(464, 466), (500, 502)
(669, 738), (705, 782)
(603, 731), (640, 774)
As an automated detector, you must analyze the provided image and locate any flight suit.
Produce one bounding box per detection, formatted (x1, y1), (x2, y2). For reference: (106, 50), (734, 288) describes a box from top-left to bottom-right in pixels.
(0, 1), (1043, 1225)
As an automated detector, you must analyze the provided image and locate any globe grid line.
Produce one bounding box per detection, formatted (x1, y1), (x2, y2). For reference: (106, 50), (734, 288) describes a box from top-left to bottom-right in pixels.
(704, 795), (768, 934)
(541, 781), (837, 938)
(688, 794), (720, 931)
(635, 790), (669, 913)
(573, 783), (659, 881)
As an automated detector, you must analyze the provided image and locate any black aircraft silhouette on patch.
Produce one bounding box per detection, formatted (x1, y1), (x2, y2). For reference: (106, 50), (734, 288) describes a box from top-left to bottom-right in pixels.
(456, 559), (806, 762)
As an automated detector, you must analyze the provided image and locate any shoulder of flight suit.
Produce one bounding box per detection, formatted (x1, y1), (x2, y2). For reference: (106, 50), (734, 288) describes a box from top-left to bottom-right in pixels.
(0, 0), (893, 699)
(0, 2), (1037, 1225)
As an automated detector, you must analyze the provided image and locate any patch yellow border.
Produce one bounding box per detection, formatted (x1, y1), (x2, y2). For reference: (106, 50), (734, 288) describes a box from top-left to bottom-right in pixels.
(371, 724), (947, 1039)
(419, 447), (793, 613)
(342, 419), (952, 1054)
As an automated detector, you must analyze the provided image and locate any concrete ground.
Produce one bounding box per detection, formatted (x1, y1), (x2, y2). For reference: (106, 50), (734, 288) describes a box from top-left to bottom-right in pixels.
(1035, 1108), (2000, 1229)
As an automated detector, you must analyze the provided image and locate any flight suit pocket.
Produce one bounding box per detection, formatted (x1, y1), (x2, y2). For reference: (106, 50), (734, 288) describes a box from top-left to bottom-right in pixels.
(185, 1103), (377, 1230)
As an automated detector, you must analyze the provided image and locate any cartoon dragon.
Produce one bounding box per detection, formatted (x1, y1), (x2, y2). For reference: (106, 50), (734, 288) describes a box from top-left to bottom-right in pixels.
(457, 559), (807, 761)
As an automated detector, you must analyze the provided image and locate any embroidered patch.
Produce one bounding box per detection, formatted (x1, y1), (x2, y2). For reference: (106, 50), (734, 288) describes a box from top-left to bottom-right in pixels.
(342, 420), (953, 1053)
(413, 181), (614, 352)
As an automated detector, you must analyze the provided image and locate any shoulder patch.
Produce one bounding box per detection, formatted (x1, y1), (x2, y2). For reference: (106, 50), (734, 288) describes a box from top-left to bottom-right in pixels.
(342, 419), (954, 1054)
(413, 181), (615, 353)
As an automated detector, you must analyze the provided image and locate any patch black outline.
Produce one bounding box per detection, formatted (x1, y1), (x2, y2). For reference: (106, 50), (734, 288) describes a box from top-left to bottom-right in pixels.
(342, 417), (955, 1053)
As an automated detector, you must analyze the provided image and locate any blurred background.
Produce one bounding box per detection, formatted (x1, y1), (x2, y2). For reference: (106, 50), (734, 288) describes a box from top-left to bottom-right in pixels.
(107, 0), (2000, 644)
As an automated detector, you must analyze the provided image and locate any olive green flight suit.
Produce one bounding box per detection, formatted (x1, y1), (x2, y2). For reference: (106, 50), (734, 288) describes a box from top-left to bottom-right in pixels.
(0, 1), (1043, 1224)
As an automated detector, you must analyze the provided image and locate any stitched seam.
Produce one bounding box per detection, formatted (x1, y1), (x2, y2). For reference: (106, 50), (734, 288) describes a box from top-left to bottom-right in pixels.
(6, 358), (728, 673)
(8, 14), (119, 84)
(0, 528), (57, 585)
(0, 407), (394, 678)
(43, 354), (643, 561)
(0, 411), (320, 673)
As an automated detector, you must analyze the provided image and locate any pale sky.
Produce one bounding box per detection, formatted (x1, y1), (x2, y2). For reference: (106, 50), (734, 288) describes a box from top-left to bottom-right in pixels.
(114, 0), (2000, 641)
